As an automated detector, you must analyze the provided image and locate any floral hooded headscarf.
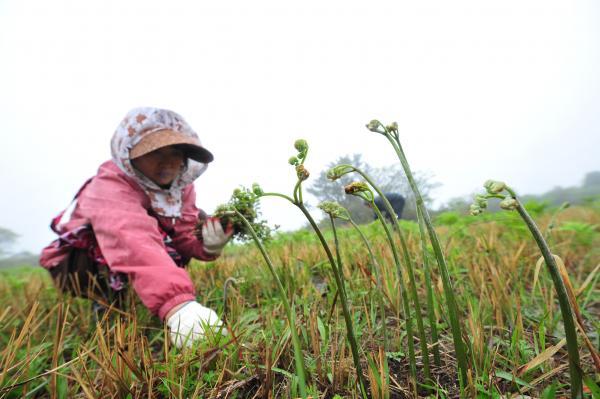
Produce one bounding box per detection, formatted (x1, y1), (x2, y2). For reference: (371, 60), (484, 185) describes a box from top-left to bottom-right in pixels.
(110, 107), (209, 218)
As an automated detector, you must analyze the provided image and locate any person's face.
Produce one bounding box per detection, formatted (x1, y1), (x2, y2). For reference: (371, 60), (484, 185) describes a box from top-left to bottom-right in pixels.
(131, 145), (186, 187)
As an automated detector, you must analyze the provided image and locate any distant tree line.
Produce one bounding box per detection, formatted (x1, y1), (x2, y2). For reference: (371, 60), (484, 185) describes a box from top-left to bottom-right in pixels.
(0, 227), (18, 258)
(438, 171), (600, 214)
(519, 171), (600, 205)
(0, 227), (37, 269)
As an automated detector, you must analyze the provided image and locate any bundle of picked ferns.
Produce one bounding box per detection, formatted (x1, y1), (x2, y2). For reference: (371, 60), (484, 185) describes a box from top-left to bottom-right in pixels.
(195, 185), (272, 243)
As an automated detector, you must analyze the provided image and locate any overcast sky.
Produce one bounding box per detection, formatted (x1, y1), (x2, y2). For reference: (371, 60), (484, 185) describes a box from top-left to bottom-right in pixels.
(1, 0), (599, 254)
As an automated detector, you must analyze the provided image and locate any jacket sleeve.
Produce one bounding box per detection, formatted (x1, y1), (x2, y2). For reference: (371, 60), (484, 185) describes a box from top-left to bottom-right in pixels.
(79, 175), (196, 321)
(169, 185), (220, 262)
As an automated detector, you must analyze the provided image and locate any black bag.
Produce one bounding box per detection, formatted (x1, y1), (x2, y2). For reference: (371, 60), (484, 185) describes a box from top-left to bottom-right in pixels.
(49, 248), (126, 308)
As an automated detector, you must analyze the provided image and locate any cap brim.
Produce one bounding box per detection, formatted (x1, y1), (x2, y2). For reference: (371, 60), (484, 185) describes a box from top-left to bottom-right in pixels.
(130, 129), (214, 163)
(174, 143), (214, 163)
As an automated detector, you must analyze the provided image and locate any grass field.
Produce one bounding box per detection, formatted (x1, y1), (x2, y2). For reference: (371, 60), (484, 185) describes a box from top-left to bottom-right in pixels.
(1, 200), (599, 398)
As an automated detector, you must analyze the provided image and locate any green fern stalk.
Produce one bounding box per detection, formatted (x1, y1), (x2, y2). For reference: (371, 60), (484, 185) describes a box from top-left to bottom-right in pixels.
(368, 120), (469, 386)
(233, 209), (309, 398)
(417, 206), (442, 367)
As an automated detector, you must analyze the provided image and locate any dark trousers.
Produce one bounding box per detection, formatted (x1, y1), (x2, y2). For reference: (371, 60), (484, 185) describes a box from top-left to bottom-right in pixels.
(49, 248), (127, 310)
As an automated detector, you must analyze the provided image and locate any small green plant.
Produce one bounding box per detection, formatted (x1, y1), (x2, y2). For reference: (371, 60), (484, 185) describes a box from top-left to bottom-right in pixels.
(231, 208), (310, 398)
(342, 178), (422, 388)
(329, 159), (439, 387)
(471, 180), (584, 399)
(317, 200), (388, 338)
(257, 140), (369, 398)
(558, 221), (598, 247)
(318, 200), (391, 399)
(366, 119), (470, 387)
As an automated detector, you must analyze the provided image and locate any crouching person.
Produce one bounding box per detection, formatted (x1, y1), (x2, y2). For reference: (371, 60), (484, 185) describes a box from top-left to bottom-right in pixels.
(39, 107), (233, 348)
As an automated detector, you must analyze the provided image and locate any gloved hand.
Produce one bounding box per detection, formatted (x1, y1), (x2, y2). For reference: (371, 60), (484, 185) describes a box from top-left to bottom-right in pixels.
(202, 217), (233, 255)
(166, 301), (225, 348)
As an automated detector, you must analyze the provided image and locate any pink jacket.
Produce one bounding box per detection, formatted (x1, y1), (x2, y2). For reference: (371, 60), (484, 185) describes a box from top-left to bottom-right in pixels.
(40, 160), (218, 320)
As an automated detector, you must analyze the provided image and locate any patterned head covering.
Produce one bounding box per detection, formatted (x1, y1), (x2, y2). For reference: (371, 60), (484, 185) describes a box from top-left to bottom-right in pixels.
(111, 107), (209, 217)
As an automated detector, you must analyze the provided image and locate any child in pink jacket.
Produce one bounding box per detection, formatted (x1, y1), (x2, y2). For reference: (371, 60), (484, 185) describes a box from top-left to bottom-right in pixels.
(40, 107), (232, 348)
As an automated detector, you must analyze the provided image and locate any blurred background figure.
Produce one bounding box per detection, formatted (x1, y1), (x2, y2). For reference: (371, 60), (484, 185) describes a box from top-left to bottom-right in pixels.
(373, 193), (406, 221)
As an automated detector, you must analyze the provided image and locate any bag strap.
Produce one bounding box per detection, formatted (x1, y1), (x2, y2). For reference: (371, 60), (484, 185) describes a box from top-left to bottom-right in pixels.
(50, 177), (94, 234)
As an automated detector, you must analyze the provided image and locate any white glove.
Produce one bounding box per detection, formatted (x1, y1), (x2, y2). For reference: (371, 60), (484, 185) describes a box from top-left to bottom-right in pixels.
(166, 301), (225, 348)
(202, 217), (233, 255)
